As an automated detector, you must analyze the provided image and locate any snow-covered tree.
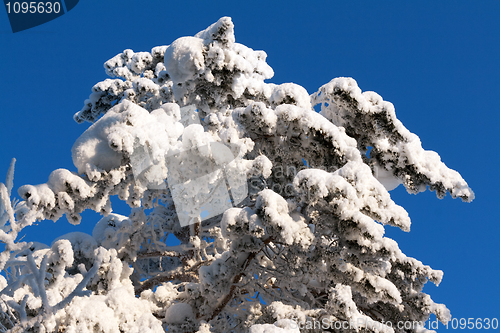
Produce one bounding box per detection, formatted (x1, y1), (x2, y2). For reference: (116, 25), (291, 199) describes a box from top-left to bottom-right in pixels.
(0, 17), (473, 333)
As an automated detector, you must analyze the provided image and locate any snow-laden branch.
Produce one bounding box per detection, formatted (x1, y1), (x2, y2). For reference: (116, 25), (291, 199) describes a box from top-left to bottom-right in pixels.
(0, 16), (472, 333)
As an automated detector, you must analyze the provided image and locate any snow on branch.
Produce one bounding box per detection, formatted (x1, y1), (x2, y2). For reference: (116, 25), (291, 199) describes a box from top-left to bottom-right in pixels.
(312, 77), (474, 201)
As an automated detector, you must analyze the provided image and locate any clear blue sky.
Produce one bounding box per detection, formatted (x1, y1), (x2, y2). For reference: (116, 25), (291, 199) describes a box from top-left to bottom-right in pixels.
(1, 1), (498, 329)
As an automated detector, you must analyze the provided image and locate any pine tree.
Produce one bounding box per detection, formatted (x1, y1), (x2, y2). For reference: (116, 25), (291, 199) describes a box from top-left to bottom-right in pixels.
(0, 17), (473, 333)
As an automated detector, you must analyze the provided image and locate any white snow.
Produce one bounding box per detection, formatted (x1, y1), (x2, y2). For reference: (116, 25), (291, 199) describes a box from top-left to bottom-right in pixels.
(2, 16), (472, 333)
(249, 319), (300, 333)
(164, 302), (195, 324)
(72, 99), (182, 177)
(164, 36), (205, 84)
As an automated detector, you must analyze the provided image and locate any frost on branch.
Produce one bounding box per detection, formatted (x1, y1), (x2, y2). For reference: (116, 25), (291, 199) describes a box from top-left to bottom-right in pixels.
(1, 17), (473, 332)
(312, 78), (474, 201)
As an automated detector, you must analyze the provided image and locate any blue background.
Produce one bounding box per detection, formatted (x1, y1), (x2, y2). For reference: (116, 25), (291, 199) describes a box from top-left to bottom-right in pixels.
(1, 1), (498, 329)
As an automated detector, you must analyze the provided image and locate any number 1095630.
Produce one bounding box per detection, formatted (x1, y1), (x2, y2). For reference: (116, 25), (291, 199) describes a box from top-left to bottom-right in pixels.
(5, 2), (61, 14)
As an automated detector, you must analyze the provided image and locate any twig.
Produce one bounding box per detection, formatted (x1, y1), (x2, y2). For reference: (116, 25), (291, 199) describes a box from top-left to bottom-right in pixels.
(187, 258), (214, 272)
(25, 253), (50, 312)
(135, 271), (197, 295)
(18, 296), (27, 325)
(0, 298), (16, 328)
(137, 250), (182, 259)
(52, 259), (100, 312)
(204, 237), (273, 321)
